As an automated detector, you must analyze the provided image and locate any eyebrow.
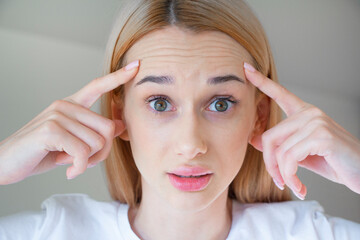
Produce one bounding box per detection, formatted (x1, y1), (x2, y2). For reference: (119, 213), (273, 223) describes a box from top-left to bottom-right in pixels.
(135, 74), (245, 87)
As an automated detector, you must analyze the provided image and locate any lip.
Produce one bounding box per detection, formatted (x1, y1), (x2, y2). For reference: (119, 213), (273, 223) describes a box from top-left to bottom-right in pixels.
(167, 166), (213, 192)
(168, 166), (213, 177)
(167, 173), (213, 192)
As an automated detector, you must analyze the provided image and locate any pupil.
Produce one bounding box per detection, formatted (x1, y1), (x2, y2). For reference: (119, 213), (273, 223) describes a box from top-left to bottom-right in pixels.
(215, 100), (228, 112)
(155, 100), (167, 111)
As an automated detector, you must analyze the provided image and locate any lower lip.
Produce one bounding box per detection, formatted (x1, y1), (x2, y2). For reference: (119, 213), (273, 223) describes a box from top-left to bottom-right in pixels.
(167, 173), (212, 192)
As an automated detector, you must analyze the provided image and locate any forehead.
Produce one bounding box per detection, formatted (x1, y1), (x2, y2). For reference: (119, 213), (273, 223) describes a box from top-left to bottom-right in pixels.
(124, 26), (252, 67)
(124, 26), (253, 90)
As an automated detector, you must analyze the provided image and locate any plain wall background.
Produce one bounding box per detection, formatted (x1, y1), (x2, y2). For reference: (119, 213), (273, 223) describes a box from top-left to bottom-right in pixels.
(0, 0), (359, 223)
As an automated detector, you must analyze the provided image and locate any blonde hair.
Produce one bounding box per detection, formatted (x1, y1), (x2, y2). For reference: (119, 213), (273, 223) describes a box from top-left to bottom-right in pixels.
(101, 0), (291, 207)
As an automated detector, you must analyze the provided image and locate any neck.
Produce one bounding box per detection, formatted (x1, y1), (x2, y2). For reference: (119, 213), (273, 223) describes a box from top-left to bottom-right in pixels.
(128, 187), (233, 240)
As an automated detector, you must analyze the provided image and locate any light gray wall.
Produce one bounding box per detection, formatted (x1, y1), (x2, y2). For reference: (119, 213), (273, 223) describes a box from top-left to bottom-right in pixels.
(0, 0), (359, 223)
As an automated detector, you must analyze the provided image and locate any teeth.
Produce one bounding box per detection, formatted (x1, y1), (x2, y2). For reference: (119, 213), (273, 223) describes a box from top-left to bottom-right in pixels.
(177, 174), (207, 178)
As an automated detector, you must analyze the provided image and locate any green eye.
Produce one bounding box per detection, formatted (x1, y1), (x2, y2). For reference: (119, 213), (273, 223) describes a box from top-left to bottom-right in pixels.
(146, 95), (238, 114)
(213, 100), (228, 112)
(148, 96), (173, 113)
(208, 98), (237, 112)
(153, 99), (168, 112)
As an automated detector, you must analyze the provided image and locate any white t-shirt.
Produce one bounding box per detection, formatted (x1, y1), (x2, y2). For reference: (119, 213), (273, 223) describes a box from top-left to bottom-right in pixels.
(0, 193), (359, 239)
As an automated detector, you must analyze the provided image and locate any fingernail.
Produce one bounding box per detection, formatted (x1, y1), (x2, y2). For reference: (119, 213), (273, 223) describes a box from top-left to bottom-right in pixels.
(294, 182), (302, 193)
(88, 163), (97, 168)
(294, 191), (305, 200)
(66, 167), (77, 180)
(67, 174), (77, 180)
(244, 62), (256, 73)
(273, 178), (284, 190)
(124, 60), (140, 71)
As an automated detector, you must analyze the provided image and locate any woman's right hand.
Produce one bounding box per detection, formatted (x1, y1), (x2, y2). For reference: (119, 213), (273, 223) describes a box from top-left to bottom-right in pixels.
(0, 60), (140, 185)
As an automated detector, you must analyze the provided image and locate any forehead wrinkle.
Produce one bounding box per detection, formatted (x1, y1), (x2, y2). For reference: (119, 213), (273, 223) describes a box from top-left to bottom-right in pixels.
(127, 39), (247, 60)
(130, 48), (246, 65)
(134, 39), (241, 51)
(136, 58), (244, 76)
(136, 55), (246, 75)
(130, 44), (245, 58)
(125, 27), (253, 74)
(125, 26), (254, 60)
(138, 54), (244, 62)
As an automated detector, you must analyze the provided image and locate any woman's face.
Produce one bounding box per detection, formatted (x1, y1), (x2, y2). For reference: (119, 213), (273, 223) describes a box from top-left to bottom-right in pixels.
(117, 26), (260, 210)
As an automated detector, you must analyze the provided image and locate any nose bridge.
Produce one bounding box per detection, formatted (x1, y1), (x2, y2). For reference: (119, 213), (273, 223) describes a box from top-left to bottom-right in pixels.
(174, 105), (207, 159)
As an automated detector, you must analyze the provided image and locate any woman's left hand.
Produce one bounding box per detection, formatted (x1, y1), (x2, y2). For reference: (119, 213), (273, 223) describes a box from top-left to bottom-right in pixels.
(243, 62), (360, 200)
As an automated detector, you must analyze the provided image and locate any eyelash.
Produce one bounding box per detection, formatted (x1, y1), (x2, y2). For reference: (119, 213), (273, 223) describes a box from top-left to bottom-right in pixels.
(145, 95), (239, 115)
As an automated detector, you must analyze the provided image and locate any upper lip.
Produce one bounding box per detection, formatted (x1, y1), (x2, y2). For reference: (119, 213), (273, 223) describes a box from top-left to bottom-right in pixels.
(168, 166), (213, 177)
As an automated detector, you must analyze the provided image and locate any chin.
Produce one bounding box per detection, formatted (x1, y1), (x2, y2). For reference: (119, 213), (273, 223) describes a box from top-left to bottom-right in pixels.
(164, 186), (223, 213)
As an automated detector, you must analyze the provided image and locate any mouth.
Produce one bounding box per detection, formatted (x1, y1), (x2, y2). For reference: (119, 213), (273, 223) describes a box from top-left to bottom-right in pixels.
(171, 173), (211, 178)
(167, 173), (213, 192)
(168, 166), (213, 177)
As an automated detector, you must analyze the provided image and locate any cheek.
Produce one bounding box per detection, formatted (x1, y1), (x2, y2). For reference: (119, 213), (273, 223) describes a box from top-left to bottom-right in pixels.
(210, 104), (256, 171)
(212, 101), (256, 145)
(214, 117), (253, 161)
(124, 108), (170, 175)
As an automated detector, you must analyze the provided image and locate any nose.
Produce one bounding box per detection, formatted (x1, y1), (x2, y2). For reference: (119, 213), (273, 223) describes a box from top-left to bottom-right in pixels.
(174, 110), (207, 159)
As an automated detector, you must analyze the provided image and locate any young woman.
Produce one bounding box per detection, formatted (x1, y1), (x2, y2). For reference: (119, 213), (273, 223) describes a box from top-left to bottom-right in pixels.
(1, 0), (359, 239)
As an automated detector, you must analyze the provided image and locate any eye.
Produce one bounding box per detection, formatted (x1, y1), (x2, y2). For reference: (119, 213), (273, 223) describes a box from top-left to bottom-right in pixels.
(147, 95), (173, 113)
(145, 95), (239, 114)
(208, 97), (238, 113)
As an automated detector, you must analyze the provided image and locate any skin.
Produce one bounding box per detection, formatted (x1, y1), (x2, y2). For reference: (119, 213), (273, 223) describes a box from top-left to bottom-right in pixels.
(1, 18), (359, 240)
(0, 63), (139, 184)
(112, 26), (267, 240)
(245, 63), (360, 198)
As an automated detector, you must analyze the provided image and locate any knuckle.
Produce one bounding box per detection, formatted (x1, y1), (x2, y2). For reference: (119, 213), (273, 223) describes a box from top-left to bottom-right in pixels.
(46, 110), (64, 121)
(77, 144), (91, 158)
(50, 99), (67, 109)
(315, 125), (333, 139)
(94, 136), (106, 151)
(306, 115), (329, 131)
(41, 119), (60, 133)
(307, 106), (324, 117)
(312, 116), (327, 126)
(283, 149), (293, 161)
(103, 119), (116, 135)
(304, 117), (324, 132)
(283, 150), (296, 165)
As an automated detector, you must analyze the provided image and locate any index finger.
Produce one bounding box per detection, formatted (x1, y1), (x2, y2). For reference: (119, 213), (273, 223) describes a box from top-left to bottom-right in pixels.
(65, 59), (140, 109)
(243, 62), (306, 116)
